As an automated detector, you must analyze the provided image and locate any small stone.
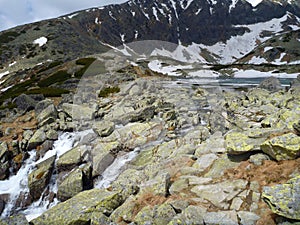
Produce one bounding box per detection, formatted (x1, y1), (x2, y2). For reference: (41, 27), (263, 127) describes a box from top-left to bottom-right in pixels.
(249, 153), (270, 166)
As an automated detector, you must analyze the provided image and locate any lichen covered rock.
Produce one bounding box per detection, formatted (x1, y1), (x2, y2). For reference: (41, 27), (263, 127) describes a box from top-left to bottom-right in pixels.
(262, 175), (300, 220)
(261, 133), (300, 161)
(31, 189), (123, 225)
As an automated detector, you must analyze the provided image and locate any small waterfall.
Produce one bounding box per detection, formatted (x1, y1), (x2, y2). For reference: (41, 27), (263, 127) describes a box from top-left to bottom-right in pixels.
(0, 131), (91, 221)
(95, 148), (140, 189)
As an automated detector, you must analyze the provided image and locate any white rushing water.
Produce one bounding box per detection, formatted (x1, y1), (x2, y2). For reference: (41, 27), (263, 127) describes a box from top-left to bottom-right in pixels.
(95, 148), (140, 189)
(0, 131), (90, 221)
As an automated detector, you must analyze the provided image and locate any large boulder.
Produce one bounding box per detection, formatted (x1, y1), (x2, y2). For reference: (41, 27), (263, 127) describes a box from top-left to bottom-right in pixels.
(57, 163), (92, 201)
(92, 120), (115, 137)
(262, 175), (300, 220)
(13, 94), (36, 111)
(28, 156), (56, 200)
(31, 189), (123, 225)
(27, 129), (47, 150)
(261, 132), (300, 161)
(56, 146), (86, 172)
(36, 104), (58, 125)
(61, 103), (95, 121)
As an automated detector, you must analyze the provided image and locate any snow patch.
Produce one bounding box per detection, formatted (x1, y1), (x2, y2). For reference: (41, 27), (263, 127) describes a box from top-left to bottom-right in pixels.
(95, 17), (101, 24)
(148, 60), (193, 76)
(152, 7), (160, 21)
(245, 0), (263, 7)
(0, 71), (9, 80)
(234, 69), (298, 78)
(195, 8), (202, 15)
(109, 11), (117, 20)
(1, 85), (13, 92)
(229, 0), (239, 13)
(170, 0), (179, 19)
(33, 37), (48, 47)
(134, 30), (139, 39)
(68, 13), (78, 19)
(120, 34), (126, 43)
(201, 14), (289, 63)
(248, 56), (267, 64)
(180, 0), (194, 10)
(264, 46), (273, 52)
(9, 61), (16, 67)
(131, 10), (136, 16)
(289, 25), (300, 31)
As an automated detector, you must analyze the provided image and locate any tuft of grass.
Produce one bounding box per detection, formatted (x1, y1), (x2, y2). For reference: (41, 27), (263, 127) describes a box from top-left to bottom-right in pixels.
(98, 86), (120, 98)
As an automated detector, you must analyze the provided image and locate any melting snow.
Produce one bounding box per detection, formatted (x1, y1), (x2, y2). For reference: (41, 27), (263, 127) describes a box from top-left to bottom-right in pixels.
(68, 13), (78, 19)
(9, 61), (16, 67)
(195, 8), (202, 15)
(201, 14), (290, 63)
(33, 37), (48, 47)
(0, 71), (9, 80)
(229, 0), (239, 13)
(152, 7), (160, 21)
(95, 17), (101, 24)
(180, 0), (194, 10)
(1, 85), (13, 92)
(109, 11), (117, 20)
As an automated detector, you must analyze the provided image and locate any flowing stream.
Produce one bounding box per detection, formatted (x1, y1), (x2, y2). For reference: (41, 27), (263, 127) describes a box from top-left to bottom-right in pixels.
(0, 131), (89, 221)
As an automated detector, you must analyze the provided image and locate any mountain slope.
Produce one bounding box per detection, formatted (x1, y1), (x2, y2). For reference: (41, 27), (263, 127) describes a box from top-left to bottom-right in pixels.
(0, 0), (299, 70)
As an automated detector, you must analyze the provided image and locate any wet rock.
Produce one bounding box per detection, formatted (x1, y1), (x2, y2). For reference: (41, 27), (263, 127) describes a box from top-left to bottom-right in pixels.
(46, 129), (58, 140)
(13, 94), (36, 111)
(0, 161), (10, 180)
(261, 133), (300, 161)
(28, 155), (56, 201)
(37, 140), (54, 159)
(57, 145), (86, 172)
(191, 179), (248, 209)
(91, 141), (116, 177)
(203, 211), (238, 225)
(263, 175), (300, 220)
(258, 76), (282, 92)
(93, 120), (115, 137)
(31, 189), (123, 225)
(58, 163), (92, 201)
(27, 128), (47, 150)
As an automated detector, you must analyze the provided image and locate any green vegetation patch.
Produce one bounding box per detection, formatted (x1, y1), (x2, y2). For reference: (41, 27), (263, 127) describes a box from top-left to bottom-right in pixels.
(75, 57), (96, 78)
(98, 86), (120, 98)
(38, 70), (71, 87)
(25, 87), (69, 97)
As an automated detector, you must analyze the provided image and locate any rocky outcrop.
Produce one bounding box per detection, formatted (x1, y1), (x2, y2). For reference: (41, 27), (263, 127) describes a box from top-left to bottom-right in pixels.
(28, 156), (55, 200)
(263, 175), (300, 220)
(31, 189), (123, 225)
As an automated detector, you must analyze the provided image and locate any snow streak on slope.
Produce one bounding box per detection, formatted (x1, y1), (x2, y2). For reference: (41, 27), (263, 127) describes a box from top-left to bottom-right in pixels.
(201, 14), (291, 64)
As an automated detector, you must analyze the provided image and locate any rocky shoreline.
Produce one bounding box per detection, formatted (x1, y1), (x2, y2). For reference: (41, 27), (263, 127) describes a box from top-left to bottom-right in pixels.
(0, 71), (300, 224)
